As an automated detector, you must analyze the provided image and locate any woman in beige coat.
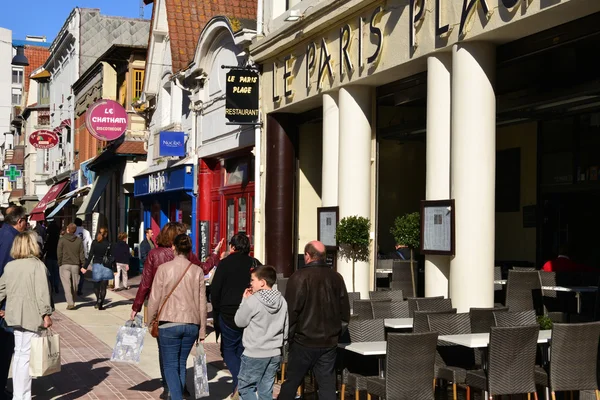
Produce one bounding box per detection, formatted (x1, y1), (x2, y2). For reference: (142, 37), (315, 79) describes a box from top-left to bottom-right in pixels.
(0, 231), (53, 400)
(148, 234), (207, 400)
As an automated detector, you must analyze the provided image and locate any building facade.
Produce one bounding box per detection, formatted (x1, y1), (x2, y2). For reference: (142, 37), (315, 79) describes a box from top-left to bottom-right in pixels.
(250, 0), (600, 309)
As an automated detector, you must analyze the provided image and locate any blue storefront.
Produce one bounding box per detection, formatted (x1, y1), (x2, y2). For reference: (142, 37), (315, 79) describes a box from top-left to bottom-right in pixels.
(134, 159), (197, 253)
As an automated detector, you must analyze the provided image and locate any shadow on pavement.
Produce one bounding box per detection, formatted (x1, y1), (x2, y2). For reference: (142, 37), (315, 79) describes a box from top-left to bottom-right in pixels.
(31, 358), (110, 399)
(128, 378), (163, 393)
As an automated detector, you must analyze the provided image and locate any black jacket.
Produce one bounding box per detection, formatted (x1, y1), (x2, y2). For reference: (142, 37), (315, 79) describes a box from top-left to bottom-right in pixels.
(211, 251), (260, 331)
(285, 261), (350, 348)
(112, 241), (130, 264)
(84, 239), (111, 269)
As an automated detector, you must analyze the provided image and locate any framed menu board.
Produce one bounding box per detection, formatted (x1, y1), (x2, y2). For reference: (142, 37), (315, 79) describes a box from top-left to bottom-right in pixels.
(317, 206), (339, 251)
(420, 199), (455, 255)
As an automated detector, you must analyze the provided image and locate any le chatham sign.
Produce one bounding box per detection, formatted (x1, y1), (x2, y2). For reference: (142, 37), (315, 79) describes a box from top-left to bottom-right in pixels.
(271, 0), (554, 105)
(225, 69), (260, 124)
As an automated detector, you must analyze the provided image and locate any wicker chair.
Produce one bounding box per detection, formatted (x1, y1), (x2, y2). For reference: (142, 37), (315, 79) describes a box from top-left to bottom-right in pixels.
(505, 270), (543, 313)
(416, 298), (453, 312)
(391, 260), (415, 298)
(353, 300), (374, 320)
(413, 309), (457, 333)
(466, 325), (540, 399)
(366, 332), (438, 400)
(537, 322), (600, 399)
(373, 301), (410, 319)
(513, 266), (536, 271)
(427, 313), (475, 400)
(407, 296), (444, 317)
(341, 319), (386, 400)
(348, 291), (361, 313)
(493, 310), (537, 327)
(469, 307), (509, 333)
(370, 290), (404, 302)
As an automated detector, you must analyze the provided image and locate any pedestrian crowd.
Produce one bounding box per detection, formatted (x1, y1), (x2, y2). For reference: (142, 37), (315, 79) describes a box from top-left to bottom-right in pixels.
(0, 206), (351, 400)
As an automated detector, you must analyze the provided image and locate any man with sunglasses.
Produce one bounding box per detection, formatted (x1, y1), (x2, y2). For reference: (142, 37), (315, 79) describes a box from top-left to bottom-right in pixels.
(0, 206), (28, 400)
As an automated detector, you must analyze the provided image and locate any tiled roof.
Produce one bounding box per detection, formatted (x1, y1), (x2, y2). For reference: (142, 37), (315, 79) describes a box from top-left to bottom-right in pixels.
(115, 141), (147, 155)
(23, 46), (50, 95)
(164, 0), (257, 72)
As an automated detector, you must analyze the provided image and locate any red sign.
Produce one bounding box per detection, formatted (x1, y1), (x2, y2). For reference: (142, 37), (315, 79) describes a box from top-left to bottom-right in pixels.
(86, 99), (128, 141)
(29, 130), (59, 149)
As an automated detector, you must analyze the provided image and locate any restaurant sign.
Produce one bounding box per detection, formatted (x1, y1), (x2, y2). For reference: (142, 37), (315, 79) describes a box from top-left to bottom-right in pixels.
(225, 69), (259, 124)
(29, 130), (59, 149)
(86, 99), (128, 141)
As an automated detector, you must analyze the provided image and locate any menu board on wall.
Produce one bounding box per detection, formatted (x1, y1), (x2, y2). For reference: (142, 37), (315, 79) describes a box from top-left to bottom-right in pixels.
(199, 221), (210, 261)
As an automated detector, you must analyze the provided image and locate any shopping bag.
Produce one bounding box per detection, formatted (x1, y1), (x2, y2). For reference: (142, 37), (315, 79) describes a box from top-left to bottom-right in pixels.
(29, 330), (61, 377)
(194, 342), (210, 398)
(110, 316), (147, 364)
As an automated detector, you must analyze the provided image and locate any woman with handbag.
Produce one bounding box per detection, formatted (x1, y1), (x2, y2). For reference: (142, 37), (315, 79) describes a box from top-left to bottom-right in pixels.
(0, 231), (53, 400)
(147, 234), (207, 400)
(82, 227), (113, 310)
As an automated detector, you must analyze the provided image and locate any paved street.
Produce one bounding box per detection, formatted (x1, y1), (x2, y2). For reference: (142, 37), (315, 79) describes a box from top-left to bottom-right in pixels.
(6, 276), (242, 399)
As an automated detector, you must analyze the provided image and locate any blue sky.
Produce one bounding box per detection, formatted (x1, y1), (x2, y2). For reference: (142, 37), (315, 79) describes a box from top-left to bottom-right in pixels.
(0, 1), (152, 42)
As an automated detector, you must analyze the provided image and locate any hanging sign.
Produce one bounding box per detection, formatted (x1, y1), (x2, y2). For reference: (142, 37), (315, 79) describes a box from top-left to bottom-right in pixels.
(29, 130), (59, 149)
(86, 99), (128, 141)
(225, 69), (259, 124)
(159, 131), (186, 157)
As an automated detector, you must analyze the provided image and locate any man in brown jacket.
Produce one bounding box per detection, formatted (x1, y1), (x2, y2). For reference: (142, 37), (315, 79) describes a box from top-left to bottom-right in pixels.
(57, 223), (86, 310)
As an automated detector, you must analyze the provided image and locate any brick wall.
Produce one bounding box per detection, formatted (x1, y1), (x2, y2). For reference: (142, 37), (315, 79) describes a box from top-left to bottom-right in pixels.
(23, 46), (49, 94)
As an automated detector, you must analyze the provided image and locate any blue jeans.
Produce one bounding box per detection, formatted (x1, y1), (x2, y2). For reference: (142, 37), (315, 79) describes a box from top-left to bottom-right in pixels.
(238, 354), (281, 400)
(219, 315), (244, 390)
(158, 324), (199, 400)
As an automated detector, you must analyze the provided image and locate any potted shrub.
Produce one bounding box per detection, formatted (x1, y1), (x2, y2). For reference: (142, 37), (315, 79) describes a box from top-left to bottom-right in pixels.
(336, 215), (371, 292)
(390, 212), (421, 296)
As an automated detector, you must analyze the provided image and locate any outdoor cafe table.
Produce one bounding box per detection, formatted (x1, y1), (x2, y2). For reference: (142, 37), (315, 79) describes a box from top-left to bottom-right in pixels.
(494, 280), (598, 313)
(384, 318), (413, 329)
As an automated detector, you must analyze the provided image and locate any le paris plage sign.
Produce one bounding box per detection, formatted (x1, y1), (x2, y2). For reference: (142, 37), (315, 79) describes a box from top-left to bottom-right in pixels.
(225, 68), (260, 125)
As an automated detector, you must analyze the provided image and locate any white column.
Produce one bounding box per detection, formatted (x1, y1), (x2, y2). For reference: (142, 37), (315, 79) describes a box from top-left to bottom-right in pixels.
(322, 92), (339, 207)
(425, 53), (452, 298)
(450, 42), (496, 312)
(338, 86), (372, 297)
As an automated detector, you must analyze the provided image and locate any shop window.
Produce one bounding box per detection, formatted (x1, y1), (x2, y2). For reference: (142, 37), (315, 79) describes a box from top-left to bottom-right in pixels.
(133, 69), (144, 101)
(227, 198), (235, 242)
(496, 148), (521, 212)
(226, 161), (248, 185)
(238, 197), (247, 233)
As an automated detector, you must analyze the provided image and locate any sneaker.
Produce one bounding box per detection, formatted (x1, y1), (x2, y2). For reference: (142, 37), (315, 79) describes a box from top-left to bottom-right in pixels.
(66, 305), (75, 310)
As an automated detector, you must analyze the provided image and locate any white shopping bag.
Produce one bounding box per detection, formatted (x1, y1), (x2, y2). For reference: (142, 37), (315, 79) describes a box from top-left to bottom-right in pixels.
(111, 316), (147, 364)
(29, 330), (61, 377)
(194, 342), (210, 398)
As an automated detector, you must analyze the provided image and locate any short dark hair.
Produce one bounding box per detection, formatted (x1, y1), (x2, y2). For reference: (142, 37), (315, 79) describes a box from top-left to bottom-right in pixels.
(252, 265), (277, 288)
(173, 234), (192, 256)
(230, 232), (250, 254)
(5, 206), (27, 226)
(304, 242), (325, 262)
(75, 218), (83, 227)
(145, 228), (153, 234)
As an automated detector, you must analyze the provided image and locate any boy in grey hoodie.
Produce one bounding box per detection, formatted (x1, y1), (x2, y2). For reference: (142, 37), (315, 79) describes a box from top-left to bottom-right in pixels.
(234, 265), (288, 400)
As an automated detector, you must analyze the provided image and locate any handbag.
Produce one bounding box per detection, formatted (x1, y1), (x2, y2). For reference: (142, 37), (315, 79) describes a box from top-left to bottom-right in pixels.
(30, 329), (61, 377)
(150, 262), (193, 338)
(102, 244), (116, 272)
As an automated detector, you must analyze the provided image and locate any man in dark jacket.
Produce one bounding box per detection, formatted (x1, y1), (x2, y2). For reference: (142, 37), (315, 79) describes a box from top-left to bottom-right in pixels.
(0, 206), (27, 400)
(210, 232), (261, 396)
(278, 240), (350, 400)
(139, 228), (155, 271)
(57, 223), (86, 310)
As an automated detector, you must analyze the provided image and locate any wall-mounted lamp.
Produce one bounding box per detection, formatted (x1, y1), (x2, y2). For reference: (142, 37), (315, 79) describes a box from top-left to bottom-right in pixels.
(285, 9), (303, 22)
(11, 46), (29, 66)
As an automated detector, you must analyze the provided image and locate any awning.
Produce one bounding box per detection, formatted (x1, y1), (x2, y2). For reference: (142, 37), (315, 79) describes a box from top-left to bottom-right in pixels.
(76, 172), (111, 217)
(46, 184), (91, 209)
(29, 180), (69, 221)
(46, 198), (71, 220)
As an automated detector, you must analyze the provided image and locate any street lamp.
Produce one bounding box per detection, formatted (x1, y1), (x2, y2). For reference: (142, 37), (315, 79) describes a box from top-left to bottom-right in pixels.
(11, 46), (29, 67)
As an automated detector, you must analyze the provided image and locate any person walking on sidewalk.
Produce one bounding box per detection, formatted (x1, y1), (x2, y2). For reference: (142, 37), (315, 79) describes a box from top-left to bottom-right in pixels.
(84, 227), (113, 310)
(0, 206), (27, 400)
(0, 230), (53, 400)
(131, 222), (223, 399)
(147, 234), (207, 400)
(278, 241), (350, 400)
(43, 222), (61, 294)
(211, 232), (262, 397)
(112, 232), (130, 291)
(139, 228), (155, 271)
(75, 218), (92, 296)
(235, 265), (288, 400)
(57, 223), (85, 310)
